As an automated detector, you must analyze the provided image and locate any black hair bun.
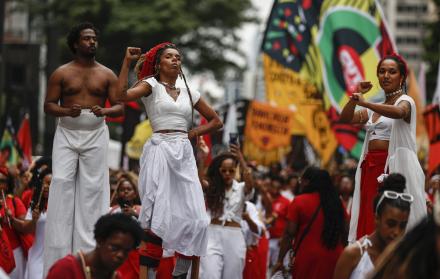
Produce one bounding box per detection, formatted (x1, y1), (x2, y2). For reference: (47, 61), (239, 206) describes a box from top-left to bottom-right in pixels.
(381, 173), (406, 193)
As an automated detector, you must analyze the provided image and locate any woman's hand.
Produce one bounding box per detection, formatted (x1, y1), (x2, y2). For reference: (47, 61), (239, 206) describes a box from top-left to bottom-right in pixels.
(188, 129), (198, 140)
(356, 81), (373, 94)
(196, 136), (210, 161)
(121, 205), (138, 217)
(351, 92), (365, 104)
(125, 47), (142, 61)
(230, 143), (243, 161)
(31, 209), (41, 222)
(351, 81), (371, 103)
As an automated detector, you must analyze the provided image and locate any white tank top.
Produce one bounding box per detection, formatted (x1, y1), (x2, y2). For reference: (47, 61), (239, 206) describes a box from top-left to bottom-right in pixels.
(366, 110), (392, 141)
(349, 237), (374, 279)
(140, 77), (201, 132)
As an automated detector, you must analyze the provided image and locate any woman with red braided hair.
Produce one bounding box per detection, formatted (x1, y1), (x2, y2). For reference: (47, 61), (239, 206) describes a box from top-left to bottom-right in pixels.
(340, 53), (426, 243)
(117, 44), (223, 279)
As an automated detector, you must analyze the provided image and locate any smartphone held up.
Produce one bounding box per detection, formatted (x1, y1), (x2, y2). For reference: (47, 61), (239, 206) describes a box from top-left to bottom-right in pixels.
(229, 133), (239, 146)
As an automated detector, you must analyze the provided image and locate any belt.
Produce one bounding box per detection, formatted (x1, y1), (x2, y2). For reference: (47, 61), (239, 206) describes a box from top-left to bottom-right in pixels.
(211, 219), (241, 228)
(155, 129), (187, 134)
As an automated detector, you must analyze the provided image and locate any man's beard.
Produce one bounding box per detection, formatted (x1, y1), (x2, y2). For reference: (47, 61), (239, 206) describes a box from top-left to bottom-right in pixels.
(83, 51), (96, 59)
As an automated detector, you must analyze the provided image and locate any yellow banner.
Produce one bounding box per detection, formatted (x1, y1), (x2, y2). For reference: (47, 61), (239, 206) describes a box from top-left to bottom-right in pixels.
(125, 120), (152, 159)
(243, 101), (293, 165)
(263, 54), (337, 165)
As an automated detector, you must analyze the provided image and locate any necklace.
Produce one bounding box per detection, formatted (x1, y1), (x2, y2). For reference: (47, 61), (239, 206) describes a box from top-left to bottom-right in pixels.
(159, 81), (177, 90)
(78, 251), (117, 279)
(385, 88), (402, 98)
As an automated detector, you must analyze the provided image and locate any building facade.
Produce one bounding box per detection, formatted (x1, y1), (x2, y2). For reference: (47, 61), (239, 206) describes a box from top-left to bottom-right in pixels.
(379, 0), (436, 74)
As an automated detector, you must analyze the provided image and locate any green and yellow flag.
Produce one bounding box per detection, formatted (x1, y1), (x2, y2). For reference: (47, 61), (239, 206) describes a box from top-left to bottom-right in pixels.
(0, 118), (21, 166)
(262, 0), (395, 160)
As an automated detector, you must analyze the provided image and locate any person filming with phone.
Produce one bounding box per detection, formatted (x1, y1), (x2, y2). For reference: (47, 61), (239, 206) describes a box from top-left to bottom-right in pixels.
(196, 134), (255, 279)
(339, 53), (426, 243)
(109, 174), (141, 218)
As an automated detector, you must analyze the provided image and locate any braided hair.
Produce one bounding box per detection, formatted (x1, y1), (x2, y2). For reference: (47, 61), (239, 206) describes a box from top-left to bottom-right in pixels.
(302, 167), (346, 249)
(205, 153), (238, 217)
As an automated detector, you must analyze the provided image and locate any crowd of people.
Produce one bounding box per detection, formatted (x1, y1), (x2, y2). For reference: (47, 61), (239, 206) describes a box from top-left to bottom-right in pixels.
(1, 22), (440, 279)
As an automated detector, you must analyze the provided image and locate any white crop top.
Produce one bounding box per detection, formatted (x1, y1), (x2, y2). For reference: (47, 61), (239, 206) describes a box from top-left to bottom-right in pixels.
(140, 77), (201, 132)
(209, 180), (254, 224)
(365, 110), (392, 141)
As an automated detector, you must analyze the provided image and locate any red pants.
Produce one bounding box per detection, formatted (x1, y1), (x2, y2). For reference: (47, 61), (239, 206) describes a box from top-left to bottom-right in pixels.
(157, 257), (176, 279)
(357, 150), (388, 239)
(116, 250), (175, 279)
(257, 235), (269, 279)
(243, 246), (261, 279)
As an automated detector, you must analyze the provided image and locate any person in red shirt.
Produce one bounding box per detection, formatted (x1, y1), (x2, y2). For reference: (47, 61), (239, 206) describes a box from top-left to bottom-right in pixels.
(264, 176), (291, 268)
(0, 167), (28, 278)
(46, 213), (143, 279)
(273, 167), (347, 279)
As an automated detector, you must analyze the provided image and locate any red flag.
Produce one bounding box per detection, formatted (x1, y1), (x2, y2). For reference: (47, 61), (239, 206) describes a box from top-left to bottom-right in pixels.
(424, 104), (440, 175)
(16, 114), (32, 165)
(200, 117), (212, 165)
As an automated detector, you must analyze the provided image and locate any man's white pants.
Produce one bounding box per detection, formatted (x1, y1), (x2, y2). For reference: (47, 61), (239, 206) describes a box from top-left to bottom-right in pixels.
(43, 113), (109, 275)
(199, 225), (246, 279)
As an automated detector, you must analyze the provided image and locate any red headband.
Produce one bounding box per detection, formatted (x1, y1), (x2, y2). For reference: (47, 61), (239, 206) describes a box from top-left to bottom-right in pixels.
(138, 42), (174, 80)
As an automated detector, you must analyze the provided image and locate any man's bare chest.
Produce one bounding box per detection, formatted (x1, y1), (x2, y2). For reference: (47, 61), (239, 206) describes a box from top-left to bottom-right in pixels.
(62, 71), (108, 97)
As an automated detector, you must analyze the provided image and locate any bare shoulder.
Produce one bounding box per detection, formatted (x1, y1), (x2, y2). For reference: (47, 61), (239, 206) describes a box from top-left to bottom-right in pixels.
(49, 62), (75, 80)
(96, 62), (117, 80)
(341, 242), (362, 262)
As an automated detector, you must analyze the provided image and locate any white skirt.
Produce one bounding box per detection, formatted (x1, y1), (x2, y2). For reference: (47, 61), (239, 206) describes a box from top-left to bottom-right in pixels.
(138, 133), (209, 256)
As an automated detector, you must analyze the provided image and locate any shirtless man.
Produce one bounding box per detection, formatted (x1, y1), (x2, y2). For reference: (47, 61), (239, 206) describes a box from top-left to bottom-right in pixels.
(43, 22), (123, 275)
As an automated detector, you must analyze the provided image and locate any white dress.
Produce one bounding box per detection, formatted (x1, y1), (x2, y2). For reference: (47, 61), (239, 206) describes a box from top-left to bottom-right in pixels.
(24, 209), (47, 279)
(137, 77), (209, 257)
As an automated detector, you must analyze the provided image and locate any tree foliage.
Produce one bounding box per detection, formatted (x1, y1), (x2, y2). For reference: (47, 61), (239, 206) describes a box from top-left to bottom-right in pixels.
(20, 0), (257, 78)
(423, 0), (440, 103)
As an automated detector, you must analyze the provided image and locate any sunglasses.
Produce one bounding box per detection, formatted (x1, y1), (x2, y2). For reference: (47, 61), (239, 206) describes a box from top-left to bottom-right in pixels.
(376, 190), (414, 214)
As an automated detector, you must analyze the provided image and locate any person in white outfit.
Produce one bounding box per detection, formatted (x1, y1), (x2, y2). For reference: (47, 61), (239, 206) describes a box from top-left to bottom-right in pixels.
(11, 168), (52, 279)
(117, 43), (223, 278)
(333, 173), (413, 279)
(199, 148), (254, 279)
(43, 22), (124, 275)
